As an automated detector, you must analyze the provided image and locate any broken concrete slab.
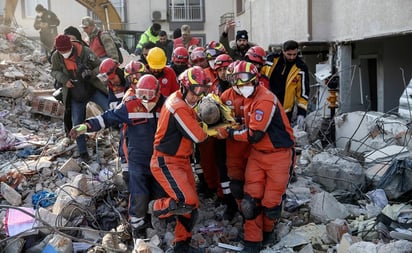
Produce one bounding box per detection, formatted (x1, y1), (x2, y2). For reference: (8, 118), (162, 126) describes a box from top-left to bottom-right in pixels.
(335, 111), (412, 153)
(364, 145), (408, 163)
(310, 191), (350, 223)
(304, 152), (365, 192)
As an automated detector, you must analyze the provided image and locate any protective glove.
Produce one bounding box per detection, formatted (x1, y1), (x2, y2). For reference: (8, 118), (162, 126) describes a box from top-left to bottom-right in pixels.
(296, 115), (305, 129)
(109, 101), (119, 110)
(199, 121), (208, 133)
(215, 127), (229, 139)
(69, 124), (88, 140)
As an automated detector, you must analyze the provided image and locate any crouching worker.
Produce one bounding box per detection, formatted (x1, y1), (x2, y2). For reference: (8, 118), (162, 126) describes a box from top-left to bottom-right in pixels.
(149, 66), (210, 253)
(69, 75), (165, 250)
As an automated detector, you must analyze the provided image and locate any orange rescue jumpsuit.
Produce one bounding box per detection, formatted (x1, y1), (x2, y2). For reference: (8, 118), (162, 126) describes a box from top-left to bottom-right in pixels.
(150, 90), (208, 243)
(230, 86), (295, 243)
(220, 88), (250, 204)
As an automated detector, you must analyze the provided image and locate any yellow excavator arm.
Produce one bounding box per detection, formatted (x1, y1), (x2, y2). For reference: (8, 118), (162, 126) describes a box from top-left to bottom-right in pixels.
(75, 0), (123, 30)
(3, 0), (18, 26)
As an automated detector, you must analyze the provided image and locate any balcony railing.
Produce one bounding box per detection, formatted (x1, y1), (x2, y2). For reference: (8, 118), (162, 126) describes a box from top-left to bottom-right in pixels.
(169, 5), (202, 22)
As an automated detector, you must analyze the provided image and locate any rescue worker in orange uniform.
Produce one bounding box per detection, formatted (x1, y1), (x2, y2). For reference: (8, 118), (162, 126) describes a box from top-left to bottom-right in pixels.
(219, 59), (250, 210)
(208, 53), (239, 219)
(188, 46), (219, 196)
(216, 61), (296, 253)
(149, 66), (210, 253)
(245, 45), (271, 89)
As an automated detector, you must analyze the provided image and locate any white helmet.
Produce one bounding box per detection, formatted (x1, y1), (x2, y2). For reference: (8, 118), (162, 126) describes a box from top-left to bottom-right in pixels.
(197, 96), (221, 125)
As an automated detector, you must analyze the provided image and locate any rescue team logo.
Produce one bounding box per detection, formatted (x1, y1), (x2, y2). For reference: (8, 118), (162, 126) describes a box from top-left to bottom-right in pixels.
(225, 100), (233, 106)
(255, 109), (264, 121)
(161, 78), (168, 85)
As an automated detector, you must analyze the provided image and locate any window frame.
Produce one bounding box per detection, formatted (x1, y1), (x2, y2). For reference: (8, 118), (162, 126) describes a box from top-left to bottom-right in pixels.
(169, 0), (204, 22)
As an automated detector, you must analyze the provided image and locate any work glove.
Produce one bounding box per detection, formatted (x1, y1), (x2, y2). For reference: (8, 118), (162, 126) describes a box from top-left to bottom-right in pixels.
(199, 121), (208, 133)
(109, 101), (119, 110)
(296, 115), (305, 130)
(215, 127), (229, 139)
(69, 124), (88, 140)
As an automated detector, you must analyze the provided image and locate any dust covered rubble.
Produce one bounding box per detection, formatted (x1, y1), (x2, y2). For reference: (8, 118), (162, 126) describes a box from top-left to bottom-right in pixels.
(0, 35), (412, 253)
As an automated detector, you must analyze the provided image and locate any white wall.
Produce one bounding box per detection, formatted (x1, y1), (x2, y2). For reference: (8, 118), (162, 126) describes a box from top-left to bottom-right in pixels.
(14, 0), (87, 39)
(311, 0), (412, 41)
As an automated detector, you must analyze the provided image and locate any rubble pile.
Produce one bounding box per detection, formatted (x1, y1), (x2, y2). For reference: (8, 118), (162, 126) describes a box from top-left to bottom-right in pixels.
(1, 34), (412, 253)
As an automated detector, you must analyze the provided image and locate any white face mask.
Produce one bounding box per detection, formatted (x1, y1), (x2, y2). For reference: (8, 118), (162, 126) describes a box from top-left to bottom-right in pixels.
(60, 49), (72, 59)
(238, 86), (255, 98)
(142, 101), (157, 112)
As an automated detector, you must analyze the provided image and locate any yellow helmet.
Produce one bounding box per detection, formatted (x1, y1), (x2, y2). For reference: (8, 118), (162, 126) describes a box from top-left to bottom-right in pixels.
(146, 47), (167, 70)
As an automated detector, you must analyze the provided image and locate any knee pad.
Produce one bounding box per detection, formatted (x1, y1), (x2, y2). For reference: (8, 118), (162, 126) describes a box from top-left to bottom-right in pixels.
(230, 180), (244, 200)
(177, 209), (199, 232)
(241, 194), (261, 220)
(263, 204), (283, 220)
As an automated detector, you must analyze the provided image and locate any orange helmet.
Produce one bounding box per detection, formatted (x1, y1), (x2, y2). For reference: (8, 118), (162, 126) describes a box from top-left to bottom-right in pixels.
(231, 61), (259, 86)
(172, 47), (189, 64)
(98, 58), (119, 82)
(135, 74), (159, 102)
(213, 54), (233, 70)
(204, 41), (226, 60)
(124, 60), (148, 84)
(245, 46), (267, 65)
(178, 66), (210, 96)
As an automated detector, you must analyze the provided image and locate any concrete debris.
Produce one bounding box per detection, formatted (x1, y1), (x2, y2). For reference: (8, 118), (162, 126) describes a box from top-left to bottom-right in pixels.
(310, 191), (350, 223)
(0, 31), (411, 253)
(304, 152), (365, 192)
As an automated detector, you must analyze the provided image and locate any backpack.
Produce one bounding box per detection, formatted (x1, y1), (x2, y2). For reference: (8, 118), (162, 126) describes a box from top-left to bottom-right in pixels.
(98, 30), (124, 63)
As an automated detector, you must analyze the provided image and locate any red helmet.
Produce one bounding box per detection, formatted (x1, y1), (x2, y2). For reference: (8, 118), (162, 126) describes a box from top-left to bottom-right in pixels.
(172, 47), (189, 64)
(231, 61), (259, 86)
(204, 41), (226, 60)
(135, 74), (159, 102)
(178, 66), (210, 96)
(189, 47), (206, 65)
(213, 54), (233, 70)
(124, 60), (148, 84)
(98, 58), (120, 82)
(226, 60), (241, 85)
(245, 46), (267, 65)
(188, 45), (198, 55)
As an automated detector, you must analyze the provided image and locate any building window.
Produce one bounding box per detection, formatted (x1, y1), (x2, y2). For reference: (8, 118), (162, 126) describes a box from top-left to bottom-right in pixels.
(236, 0), (244, 14)
(23, 0), (49, 18)
(169, 0), (203, 22)
(110, 0), (126, 22)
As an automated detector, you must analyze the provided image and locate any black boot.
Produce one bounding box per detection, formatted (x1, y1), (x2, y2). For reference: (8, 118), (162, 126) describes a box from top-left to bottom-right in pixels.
(262, 229), (279, 247)
(241, 241), (262, 253)
(223, 194), (239, 221)
(171, 239), (206, 253)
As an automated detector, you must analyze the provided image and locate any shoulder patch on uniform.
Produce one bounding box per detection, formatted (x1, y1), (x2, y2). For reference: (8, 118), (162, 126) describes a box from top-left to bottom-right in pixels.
(225, 100), (233, 106)
(162, 78), (168, 85)
(255, 109), (264, 121)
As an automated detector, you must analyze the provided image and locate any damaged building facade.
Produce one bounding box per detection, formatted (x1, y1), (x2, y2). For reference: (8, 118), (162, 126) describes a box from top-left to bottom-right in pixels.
(236, 0), (412, 117)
